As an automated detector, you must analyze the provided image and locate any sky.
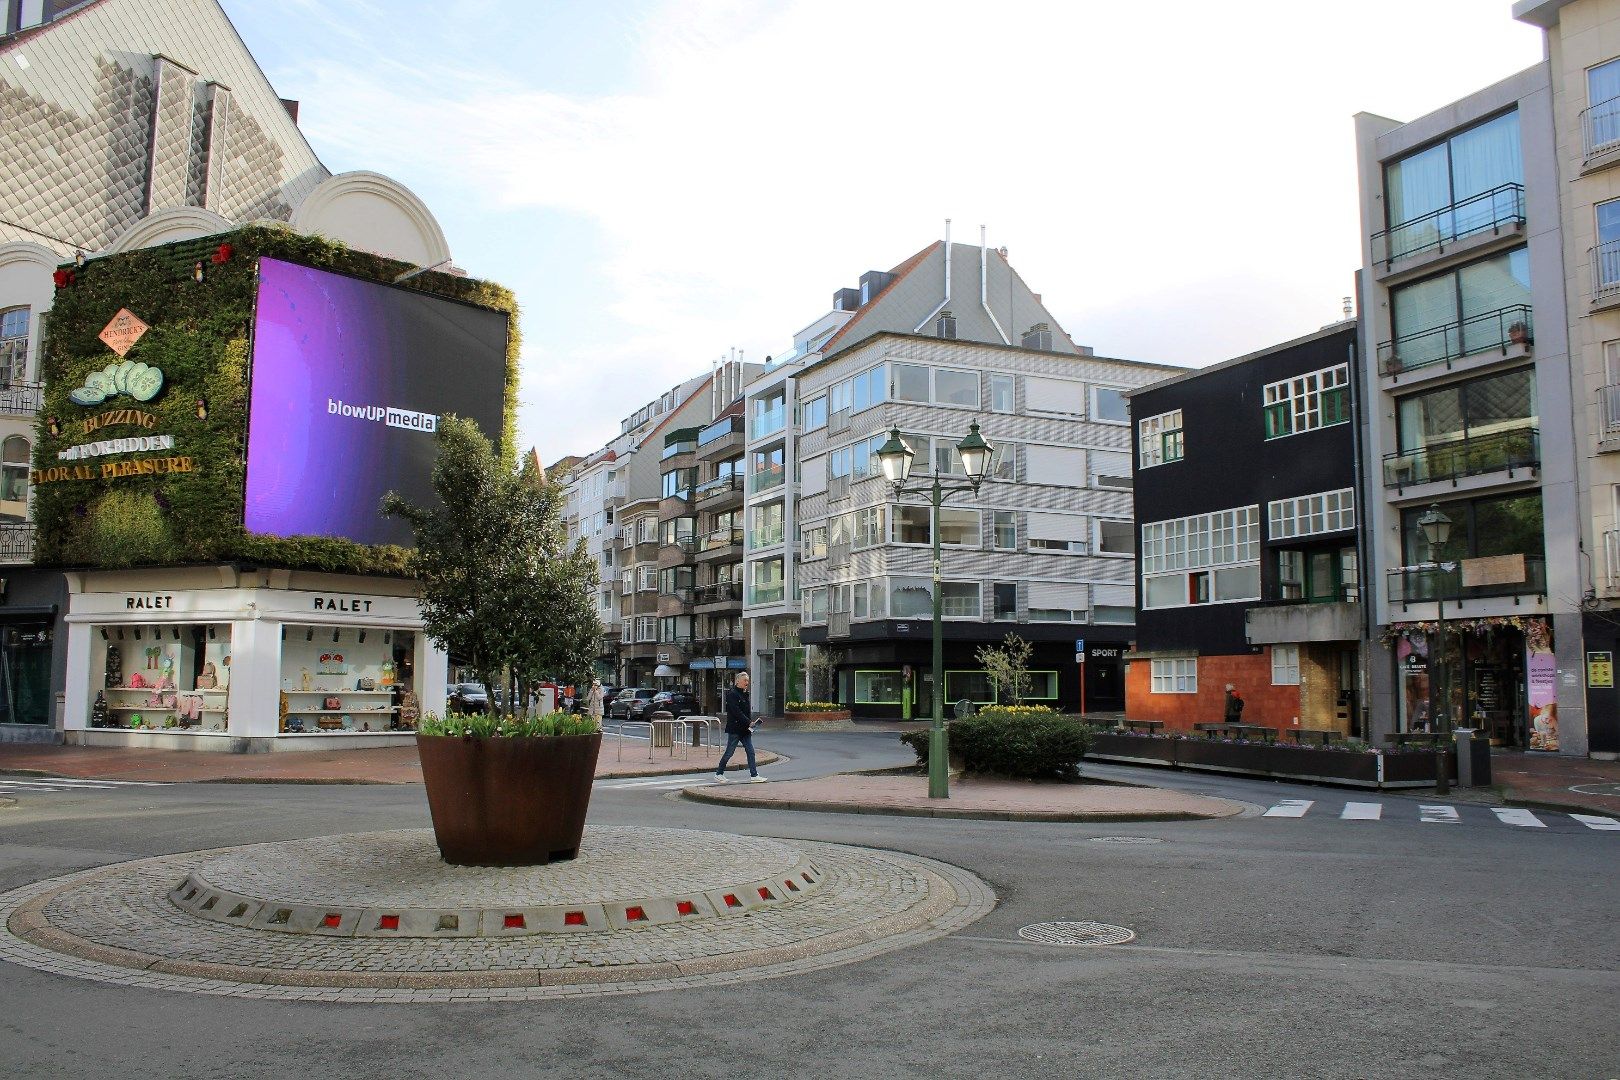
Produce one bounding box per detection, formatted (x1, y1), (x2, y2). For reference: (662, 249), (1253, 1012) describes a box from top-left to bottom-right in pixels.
(219, 0), (1546, 465)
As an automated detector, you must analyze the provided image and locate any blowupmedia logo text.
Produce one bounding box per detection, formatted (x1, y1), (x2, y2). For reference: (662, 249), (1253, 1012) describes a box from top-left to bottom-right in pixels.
(327, 399), (438, 433)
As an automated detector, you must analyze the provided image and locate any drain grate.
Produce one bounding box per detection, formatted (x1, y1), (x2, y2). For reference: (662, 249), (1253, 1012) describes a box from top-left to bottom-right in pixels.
(1089, 836), (1164, 845)
(1019, 921), (1136, 946)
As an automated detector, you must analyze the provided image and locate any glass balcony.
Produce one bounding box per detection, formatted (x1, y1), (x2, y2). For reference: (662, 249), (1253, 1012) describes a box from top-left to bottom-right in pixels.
(748, 525), (784, 550)
(747, 584), (785, 605)
(695, 474), (742, 501)
(750, 404), (786, 441)
(748, 466), (785, 494)
(1373, 183), (1524, 267)
(1377, 305), (1532, 377)
(1382, 427), (1539, 488)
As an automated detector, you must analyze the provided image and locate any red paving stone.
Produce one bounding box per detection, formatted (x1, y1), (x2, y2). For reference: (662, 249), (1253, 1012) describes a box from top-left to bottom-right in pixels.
(0, 738), (775, 785)
(1489, 750), (1620, 815)
(689, 773), (1246, 821)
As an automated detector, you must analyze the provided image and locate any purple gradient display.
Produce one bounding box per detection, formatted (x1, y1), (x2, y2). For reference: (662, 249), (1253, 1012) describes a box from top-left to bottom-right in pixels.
(244, 258), (508, 547)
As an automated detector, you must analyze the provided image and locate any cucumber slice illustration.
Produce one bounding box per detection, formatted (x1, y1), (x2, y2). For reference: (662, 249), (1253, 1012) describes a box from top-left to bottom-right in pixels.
(114, 360), (135, 394)
(68, 386), (106, 406)
(126, 365), (164, 402)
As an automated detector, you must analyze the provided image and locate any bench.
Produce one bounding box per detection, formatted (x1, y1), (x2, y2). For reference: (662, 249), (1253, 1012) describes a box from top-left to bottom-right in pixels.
(1286, 728), (1344, 746)
(1385, 731), (1441, 746)
(1200, 723), (1278, 742)
(1122, 719), (1164, 733)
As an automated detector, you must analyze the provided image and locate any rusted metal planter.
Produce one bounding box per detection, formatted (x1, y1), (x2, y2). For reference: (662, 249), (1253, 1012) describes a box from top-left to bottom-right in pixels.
(417, 732), (601, 867)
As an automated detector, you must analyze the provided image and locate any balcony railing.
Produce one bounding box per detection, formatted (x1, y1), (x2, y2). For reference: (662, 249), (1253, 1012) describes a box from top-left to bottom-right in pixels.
(747, 584), (785, 606)
(700, 527), (744, 553)
(1583, 95), (1620, 162)
(698, 415), (744, 449)
(1373, 182), (1525, 267)
(695, 473), (742, 501)
(1592, 238), (1620, 305)
(0, 522), (35, 563)
(1382, 427), (1539, 488)
(748, 525), (784, 550)
(695, 581), (743, 605)
(1387, 556), (1546, 604)
(750, 406), (786, 441)
(693, 635), (744, 657)
(1377, 304), (1532, 376)
(1601, 386), (1620, 445)
(748, 466), (785, 494)
(0, 381), (43, 417)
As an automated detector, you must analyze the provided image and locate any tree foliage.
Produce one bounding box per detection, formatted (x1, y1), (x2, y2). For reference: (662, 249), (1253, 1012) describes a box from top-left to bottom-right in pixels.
(976, 633), (1034, 705)
(384, 418), (598, 718)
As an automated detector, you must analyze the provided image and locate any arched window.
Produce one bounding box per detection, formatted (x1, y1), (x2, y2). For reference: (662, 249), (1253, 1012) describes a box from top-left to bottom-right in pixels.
(0, 435), (29, 521)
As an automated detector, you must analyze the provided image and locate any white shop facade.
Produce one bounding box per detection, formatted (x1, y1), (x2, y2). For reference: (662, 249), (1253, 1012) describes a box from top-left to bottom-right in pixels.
(62, 566), (448, 752)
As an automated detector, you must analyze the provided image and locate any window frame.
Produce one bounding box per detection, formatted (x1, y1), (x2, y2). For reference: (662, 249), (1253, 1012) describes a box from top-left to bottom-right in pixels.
(1150, 658), (1197, 694)
(1271, 644), (1301, 686)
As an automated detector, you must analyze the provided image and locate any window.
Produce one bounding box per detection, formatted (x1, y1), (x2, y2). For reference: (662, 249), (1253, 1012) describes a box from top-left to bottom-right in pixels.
(940, 581), (980, 618)
(829, 444), (854, 480)
(1269, 488), (1356, 540)
(803, 396), (828, 431)
(852, 582), (869, 619)
(660, 516), (696, 546)
(1390, 248), (1530, 370)
(945, 670), (996, 703)
(1263, 364), (1349, 439)
(1091, 451), (1132, 490)
(600, 590), (613, 612)
(890, 576), (933, 617)
(0, 435), (28, 515)
(892, 363), (930, 402)
(988, 442), (1014, 481)
(1150, 658), (1197, 694)
(1096, 520), (1133, 555)
(1138, 409), (1183, 468)
(990, 375), (1014, 413)
(748, 558), (785, 605)
(851, 505), (883, 547)
(1094, 606), (1134, 624)
(1141, 505), (1262, 609)
(1278, 550), (1305, 600)
(639, 565), (658, 592)
(892, 505), (931, 544)
(933, 440), (967, 476)
(752, 390), (786, 439)
(1024, 444), (1085, 485)
(1385, 111), (1521, 246)
(855, 670), (905, 703)
(802, 587), (827, 625)
(1025, 376), (1086, 416)
(0, 307), (28, 384)
(661, 467), (695, 500)
(659, 566), (694, 595)
(801, 525), (827, 560)
(636, 616), (656, 642)
(638, 516), (656, 543)
(1025, 671), (1060, 700)
(1028, 582), (1087, 621)
(1271, 644), (1300, 686)
(993, 583), (1017, 621)
(749, 502), (784, 549)
(1093, 387), (1129, 424)
(934, 368), (978, 407)
(1028, 512), (1088, 554)
(750, 445), (785, 492)
(1590, 58), (1620, 152)
(993, 511), (1017, 551)
(659, 615), (694, 643)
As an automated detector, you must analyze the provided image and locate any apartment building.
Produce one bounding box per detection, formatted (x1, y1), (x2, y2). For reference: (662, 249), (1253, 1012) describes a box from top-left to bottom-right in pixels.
(1126, 322), (1366, 734)
(742, 236), (1177, 717)
(1354, 55), (1583, 753)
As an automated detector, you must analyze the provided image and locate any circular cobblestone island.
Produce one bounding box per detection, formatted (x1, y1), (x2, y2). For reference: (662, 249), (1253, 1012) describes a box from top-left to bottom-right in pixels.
(0, 826), (994, 1003)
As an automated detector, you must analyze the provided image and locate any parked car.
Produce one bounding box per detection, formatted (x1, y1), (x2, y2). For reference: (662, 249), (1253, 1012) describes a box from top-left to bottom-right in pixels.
(447, 683), (490, 714)
(607, 687), (657, 721)
(648, 689), (701, 718)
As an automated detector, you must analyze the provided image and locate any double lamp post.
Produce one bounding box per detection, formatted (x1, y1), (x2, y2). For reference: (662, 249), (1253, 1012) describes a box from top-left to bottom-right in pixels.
(876, 421), (994, 800)
(1416, 503), (1454, 796)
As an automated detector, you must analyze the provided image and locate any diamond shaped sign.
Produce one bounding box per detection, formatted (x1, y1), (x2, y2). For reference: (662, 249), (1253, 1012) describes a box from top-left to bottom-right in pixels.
(98, 308), (149, 357)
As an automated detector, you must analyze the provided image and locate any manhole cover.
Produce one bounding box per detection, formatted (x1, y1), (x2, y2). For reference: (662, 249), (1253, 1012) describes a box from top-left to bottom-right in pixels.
(1089, 836), (1164, 845)
(1019, 921), (1136, 946)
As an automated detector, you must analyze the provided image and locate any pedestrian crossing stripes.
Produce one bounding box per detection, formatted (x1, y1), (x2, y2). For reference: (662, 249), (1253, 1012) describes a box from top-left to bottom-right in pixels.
(1260, 798), (1619, 832)
(595, 775), (722, 791)
(0, 777), (166, 793)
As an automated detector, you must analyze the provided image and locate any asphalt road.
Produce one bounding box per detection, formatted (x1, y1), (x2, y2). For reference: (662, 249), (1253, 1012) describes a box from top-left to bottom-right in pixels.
(1, 729), (1616, 1080)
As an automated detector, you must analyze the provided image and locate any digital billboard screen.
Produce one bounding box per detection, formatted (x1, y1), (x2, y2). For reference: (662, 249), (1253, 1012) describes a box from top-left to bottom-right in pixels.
(244, 257), (508, 548)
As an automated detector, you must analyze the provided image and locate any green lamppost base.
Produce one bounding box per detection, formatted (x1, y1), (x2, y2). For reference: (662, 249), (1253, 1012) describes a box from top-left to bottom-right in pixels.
(928, 724), (949, 798)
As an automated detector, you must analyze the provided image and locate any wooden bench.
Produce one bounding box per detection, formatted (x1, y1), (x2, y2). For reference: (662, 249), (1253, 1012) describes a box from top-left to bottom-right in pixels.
(1385, 731), (1441, 746)
(1286, 728), (1344, 746)
(1197, 723), (1277, 742)
(1122, 719), (1164, 733)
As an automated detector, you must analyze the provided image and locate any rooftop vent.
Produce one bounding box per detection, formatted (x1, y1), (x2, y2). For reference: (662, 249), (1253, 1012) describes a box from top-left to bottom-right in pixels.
(1021, 322), (1052, 351)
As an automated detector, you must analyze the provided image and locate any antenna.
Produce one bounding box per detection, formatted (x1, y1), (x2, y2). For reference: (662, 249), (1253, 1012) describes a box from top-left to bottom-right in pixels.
(1342, 296), (1353, 319)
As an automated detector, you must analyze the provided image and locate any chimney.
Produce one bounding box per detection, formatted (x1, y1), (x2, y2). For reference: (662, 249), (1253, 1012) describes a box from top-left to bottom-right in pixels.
(280, 98), (300, 124)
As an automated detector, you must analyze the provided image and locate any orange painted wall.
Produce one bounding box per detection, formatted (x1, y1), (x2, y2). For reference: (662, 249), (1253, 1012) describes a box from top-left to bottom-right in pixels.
(1124, 651), (1303, 734)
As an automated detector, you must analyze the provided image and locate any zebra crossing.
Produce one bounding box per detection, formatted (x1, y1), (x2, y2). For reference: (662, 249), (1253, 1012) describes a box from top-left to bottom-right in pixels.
(0, 776), (166, 794)
(595, 774), (724, 792)
(1261, 797), (1619, 832)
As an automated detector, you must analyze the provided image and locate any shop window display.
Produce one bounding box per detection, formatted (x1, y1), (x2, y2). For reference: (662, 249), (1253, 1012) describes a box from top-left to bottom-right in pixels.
(89, 623), (233, 733)
(278, 625), (417, 734)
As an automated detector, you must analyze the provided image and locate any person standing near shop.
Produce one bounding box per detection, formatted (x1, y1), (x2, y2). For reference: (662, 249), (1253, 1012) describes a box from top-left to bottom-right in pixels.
(586, 680), (604, 723)
(1223, 684), (1245, 723)
(714, 670), (765, 783)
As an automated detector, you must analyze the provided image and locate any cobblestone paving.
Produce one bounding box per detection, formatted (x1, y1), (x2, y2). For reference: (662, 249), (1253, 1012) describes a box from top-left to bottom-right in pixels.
(0, 828), (995, 1003)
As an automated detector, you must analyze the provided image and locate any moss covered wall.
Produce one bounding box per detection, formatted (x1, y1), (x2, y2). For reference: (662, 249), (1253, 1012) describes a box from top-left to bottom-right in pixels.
(34, 225), (519, 575)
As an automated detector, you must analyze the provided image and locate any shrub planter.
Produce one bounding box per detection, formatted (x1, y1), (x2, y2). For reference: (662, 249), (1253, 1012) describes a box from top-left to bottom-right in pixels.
(783, 708), (852, 723)
(1082, 729), (1463, 789)
(417, 732), (601, 866)
(1088, 731), (1178, 766)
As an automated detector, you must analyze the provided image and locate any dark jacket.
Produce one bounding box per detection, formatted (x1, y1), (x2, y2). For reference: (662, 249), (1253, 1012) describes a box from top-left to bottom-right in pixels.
(723, 686), (753, 736)
(1224, 692), (1245, 722)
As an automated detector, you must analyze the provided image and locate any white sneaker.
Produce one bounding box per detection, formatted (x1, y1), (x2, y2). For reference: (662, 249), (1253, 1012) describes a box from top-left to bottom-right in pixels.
(748, 775), (767, 783)
(712, 774), (728, 783)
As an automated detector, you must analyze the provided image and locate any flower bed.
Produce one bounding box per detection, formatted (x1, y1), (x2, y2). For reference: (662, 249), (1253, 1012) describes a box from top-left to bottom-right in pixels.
(1084, 727), (1462, 789)
(785, 701), (852, 722)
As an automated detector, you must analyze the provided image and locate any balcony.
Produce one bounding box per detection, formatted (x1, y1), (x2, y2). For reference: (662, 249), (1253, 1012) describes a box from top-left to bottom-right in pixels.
(1591, 239), (1620, 311)
(748, 525), (785, 551)
(748, 466), (786, 495)
(697, 416), (744, 459)
(1387, 555), (1546, 608)
(1382, 427), (1538, 499)
(661, 427), (699, 463)
(656, 637), (694, 666)
(656, 535), (698, 568)
(692, 635), (745, 658)
(1600, 387), (1620, 453)
(695, 581), (743, 611)
(658, 491), (694, 518)
(695, 526), (744, 562)
(1376, 305), (1532, 389)
(604, 479), (626, 503)
(750, 405), (786, 442)
(1245, 592), (1361, 645)
(827, 611), (851, 639)
(747, 584), (786, 606)
(1372, 183), (1525, 281)
(0, 382), (43, 418)
(0, 522), (34, 564)
(695, 473), (743, 511)
(657, 587), (695, 616)
(1581, 96), (1620, 173)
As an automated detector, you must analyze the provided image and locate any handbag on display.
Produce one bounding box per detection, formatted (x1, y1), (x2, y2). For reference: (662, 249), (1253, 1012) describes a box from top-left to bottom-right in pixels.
(197, 663), (218, 690)
(356, 678), (377, 691)
(323, 696), (342, 710)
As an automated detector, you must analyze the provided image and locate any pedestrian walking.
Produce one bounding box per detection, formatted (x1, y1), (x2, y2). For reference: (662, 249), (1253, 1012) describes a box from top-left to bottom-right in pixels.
(714, 670), (765, 783)
(1223, 684), (1245, 723)
(586, 679), (604, 722)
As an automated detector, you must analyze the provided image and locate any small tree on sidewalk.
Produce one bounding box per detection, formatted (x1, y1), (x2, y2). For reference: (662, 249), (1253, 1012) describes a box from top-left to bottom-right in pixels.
(806, 645), (843, 702)
(977, 633), (1034, 706)
(384, 417), (598, 719)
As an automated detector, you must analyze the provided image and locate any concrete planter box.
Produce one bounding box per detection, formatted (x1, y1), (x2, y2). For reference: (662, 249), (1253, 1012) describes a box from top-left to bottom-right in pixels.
(1088, 731), (1178, 766)
(1084, 730), (1467, 789)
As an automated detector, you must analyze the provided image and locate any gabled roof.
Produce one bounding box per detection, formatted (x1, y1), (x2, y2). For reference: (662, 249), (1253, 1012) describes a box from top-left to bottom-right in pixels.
(815, 241), (940, 356)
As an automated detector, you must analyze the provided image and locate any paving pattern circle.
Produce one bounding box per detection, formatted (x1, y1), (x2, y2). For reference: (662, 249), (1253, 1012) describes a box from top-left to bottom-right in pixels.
(0, 826), (995, 1003)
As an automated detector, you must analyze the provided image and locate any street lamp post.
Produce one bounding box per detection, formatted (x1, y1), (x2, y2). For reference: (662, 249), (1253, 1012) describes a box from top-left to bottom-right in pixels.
(877, 422), (994, 799)
(1417, 503), (1453, 796)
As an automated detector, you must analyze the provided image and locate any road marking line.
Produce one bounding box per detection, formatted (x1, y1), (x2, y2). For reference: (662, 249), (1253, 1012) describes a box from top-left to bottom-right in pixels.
(1340, 802), (1382, 820)
(1490, 807), (1546, 828)
(1263, 799), (1314, 818)
(0, 777), (165, 787)
(598, 776), (715, 790)
(1419, 805), (1460, 824)
(1570, 813), (1620, 831)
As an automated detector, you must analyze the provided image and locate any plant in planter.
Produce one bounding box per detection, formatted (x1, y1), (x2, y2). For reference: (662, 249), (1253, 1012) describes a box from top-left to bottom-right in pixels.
(385, 418), (601, 867)
(1507, 320), (1532, 347)
(901, 705), (1090, 780)
(785, 700), (852, 721)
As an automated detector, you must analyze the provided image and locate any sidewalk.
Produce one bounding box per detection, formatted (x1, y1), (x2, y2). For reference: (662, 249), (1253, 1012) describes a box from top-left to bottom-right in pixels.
(0, 737), (778, 785)
(1491, 750), (1620, 815)
(686, 772), (1246, 822)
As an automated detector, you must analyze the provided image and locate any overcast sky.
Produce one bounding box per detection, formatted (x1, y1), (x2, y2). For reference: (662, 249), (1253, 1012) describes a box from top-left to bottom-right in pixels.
(221, 0), (1544, 463)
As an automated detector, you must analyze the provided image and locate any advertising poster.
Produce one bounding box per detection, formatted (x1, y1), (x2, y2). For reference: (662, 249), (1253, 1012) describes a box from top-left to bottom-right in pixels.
(1526, 644), (1559, 751)
(244, 258), (508, 548)
(1398, 634), (1430, 732)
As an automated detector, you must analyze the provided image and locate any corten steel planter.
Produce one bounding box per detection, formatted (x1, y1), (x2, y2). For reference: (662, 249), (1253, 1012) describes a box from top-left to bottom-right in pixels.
(417, 732), (601, 867)
(783, 709), (852, 723)
(1088, 731), (1178, 766)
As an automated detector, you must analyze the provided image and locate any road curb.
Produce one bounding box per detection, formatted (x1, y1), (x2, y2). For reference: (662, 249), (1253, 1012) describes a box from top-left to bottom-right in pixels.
(679, 786), (1228, 822)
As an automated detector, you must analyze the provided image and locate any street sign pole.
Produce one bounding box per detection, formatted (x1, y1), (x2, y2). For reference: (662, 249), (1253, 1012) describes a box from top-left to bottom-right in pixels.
(1076, 639), (1086, 718)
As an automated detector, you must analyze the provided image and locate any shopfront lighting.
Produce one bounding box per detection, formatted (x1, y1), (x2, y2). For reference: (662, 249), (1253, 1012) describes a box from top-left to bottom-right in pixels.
(208, 626), (216, 640)
(133, 628), (141, 640)
(333, 629), (341, 643)
(171, 627), (180, 639)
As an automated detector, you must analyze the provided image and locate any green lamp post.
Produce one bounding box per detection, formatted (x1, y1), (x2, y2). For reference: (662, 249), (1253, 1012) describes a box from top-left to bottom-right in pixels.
(1417, 503), (1453, 796)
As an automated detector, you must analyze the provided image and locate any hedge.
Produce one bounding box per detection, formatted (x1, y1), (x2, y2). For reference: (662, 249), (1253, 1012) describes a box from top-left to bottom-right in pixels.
(900, 706), (1092, 781)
